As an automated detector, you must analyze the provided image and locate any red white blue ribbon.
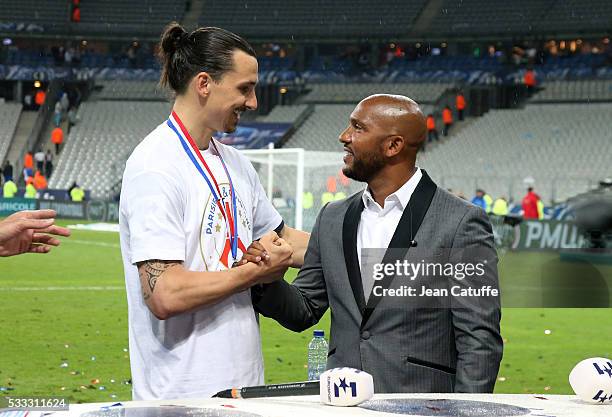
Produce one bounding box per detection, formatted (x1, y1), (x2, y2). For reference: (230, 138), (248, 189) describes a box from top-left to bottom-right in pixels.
(167, 111), (239, 262)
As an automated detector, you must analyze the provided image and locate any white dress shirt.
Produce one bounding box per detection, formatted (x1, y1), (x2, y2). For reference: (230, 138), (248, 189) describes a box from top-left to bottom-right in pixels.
(357, 167), (422, 300)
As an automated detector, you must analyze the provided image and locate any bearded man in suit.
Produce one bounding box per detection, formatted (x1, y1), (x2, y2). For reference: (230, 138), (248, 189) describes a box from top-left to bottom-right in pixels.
(250, 94), (503, 393)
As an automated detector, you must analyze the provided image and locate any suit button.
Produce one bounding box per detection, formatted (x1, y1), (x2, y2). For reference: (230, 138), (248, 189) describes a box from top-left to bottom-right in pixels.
(361, 331), (370, 340)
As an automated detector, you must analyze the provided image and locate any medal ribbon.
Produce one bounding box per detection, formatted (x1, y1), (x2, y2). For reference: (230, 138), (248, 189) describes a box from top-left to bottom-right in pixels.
(167, 111), (239, 262)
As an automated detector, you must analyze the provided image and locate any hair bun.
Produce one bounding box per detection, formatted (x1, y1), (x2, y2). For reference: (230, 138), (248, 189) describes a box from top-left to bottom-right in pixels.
(160, 22), (188, 56)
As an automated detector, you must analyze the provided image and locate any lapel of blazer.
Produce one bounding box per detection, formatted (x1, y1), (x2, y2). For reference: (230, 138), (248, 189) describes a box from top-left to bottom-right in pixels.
(342, 193), (367, 314)
(361, 169), (438, 327)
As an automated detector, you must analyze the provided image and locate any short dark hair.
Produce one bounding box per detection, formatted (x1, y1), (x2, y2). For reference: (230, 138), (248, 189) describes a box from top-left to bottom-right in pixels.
(158, 21), (256, 94)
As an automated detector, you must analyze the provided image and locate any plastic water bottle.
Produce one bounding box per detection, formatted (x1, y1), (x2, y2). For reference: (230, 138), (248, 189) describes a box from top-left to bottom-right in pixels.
(307, 329), (328, 381)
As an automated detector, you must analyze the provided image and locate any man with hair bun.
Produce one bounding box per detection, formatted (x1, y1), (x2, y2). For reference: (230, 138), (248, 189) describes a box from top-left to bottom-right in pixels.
(119, 22), (309, 400)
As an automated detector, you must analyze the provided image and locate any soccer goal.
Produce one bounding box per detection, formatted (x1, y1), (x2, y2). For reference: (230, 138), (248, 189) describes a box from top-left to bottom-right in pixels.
(241, 146), (363, 232)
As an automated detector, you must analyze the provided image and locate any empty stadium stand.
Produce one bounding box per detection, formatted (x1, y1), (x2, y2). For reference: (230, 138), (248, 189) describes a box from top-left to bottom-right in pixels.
(538, 0), (612, 33)
(48, 101), (171, 198)
(428, 0), (611, 35)
(531, 80), (612, 102)
(0, 0), (186, 35)
(300, 83), (452, 104)
(79, 0), (186, 35)
(431, 0), (553, 35)
(281, 104), (355, 151)
(0, 0), (67, 30)
(96, 80), (168, 101)
(255, 104), (310, 124)
(198, 0), (429, 38)
(0, 101), (23, 166)
(417, 103), (611, 203)
(194, 0), (612, 38)
(3, 0), (610, 39)
(282, 102), (434, 152)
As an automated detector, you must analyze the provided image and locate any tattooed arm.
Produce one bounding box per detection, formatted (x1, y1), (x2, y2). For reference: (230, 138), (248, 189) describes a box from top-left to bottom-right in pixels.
(137, 260), (181, 307)
(136, 232), (294, 320)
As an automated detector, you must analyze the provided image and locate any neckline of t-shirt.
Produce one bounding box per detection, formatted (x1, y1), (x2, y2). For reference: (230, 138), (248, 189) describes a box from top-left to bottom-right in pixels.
(199, 146), (216, 157)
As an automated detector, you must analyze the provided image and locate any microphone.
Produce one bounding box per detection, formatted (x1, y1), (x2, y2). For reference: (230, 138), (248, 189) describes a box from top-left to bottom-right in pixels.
(409, 204), (417, 248)
(320, 367), (374, 406)
(569, 357), (612, 404)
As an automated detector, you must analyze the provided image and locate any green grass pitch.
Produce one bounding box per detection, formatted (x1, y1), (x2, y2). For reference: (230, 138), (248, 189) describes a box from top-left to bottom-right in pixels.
(0, 220), (610, 403)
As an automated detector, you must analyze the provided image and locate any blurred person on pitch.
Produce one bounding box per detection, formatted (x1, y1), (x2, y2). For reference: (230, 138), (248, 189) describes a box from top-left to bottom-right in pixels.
(119, 21), (308, 401)
(70, 182), (85, 202)
(471, 189), (492, 213)
(2, 178), (17, 198)
(24, 178), (37, 199)
(492, 197), (509, 216)
(250, 94), (502, 394)
(0, 209), (70, 257)
(521, 186), (541, 219)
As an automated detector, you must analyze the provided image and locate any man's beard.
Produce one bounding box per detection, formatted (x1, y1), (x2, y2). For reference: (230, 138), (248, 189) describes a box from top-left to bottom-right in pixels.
(223, 124), (237, 133)
(222, 107), (245, 133)
(342, 153), (385, 183)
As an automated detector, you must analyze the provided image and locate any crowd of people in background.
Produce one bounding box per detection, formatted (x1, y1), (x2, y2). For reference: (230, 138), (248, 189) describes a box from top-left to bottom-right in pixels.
(22, 149), (49, 191)
(271, 167), (546, 220)
(459, 187), (544, 219)
(3, 150), (80, 202)
(2, 167), (84, 202)
(301, 169), (351, 210)
(0, 84), (84, 201)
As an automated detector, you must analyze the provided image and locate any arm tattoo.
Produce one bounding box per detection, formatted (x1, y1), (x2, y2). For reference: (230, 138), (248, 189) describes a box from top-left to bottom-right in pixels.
(137, 260), (181, 292)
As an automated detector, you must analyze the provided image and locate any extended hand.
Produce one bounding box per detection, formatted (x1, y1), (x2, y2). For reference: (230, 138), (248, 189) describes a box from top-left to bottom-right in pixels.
(0, 210), (71, 257)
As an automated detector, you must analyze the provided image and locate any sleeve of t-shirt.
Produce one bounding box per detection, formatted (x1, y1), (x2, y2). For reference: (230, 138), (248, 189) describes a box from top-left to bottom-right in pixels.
(125, 170), (185, 264)
(246, 160), (283, 241)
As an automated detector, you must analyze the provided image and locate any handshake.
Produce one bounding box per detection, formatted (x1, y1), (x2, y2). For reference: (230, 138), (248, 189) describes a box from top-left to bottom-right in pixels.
(235, 231), (294, 285)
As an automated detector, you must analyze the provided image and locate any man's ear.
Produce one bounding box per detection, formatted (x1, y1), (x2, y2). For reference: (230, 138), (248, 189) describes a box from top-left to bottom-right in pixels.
(194, 72), (212, 97)
(384, 135), (405, 158)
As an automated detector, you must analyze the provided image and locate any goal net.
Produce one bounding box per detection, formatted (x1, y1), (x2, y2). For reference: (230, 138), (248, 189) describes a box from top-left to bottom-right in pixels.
(241, 147), (364, 231)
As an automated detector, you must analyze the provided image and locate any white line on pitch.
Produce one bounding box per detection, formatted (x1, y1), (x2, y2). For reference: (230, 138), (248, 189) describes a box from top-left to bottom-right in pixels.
(0, 286), (125, 291)
(63, 239), (120, 248)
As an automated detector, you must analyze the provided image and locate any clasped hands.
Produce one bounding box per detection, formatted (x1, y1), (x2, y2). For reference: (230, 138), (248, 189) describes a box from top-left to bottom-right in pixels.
(235, 231), (293, 284)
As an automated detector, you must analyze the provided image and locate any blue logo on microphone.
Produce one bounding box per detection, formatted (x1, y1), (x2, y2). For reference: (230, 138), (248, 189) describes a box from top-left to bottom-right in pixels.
(334, 378), (357, 397)
(593, 361), (612, 378)
(592, 390), (612, 403)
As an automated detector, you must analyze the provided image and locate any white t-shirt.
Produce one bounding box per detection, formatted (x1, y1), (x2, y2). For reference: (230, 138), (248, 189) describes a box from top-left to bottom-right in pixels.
(119, 118), (282, 400)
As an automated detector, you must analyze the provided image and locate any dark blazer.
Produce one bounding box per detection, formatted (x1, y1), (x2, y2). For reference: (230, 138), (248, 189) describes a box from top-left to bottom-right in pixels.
(253, 170), (503, 393)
